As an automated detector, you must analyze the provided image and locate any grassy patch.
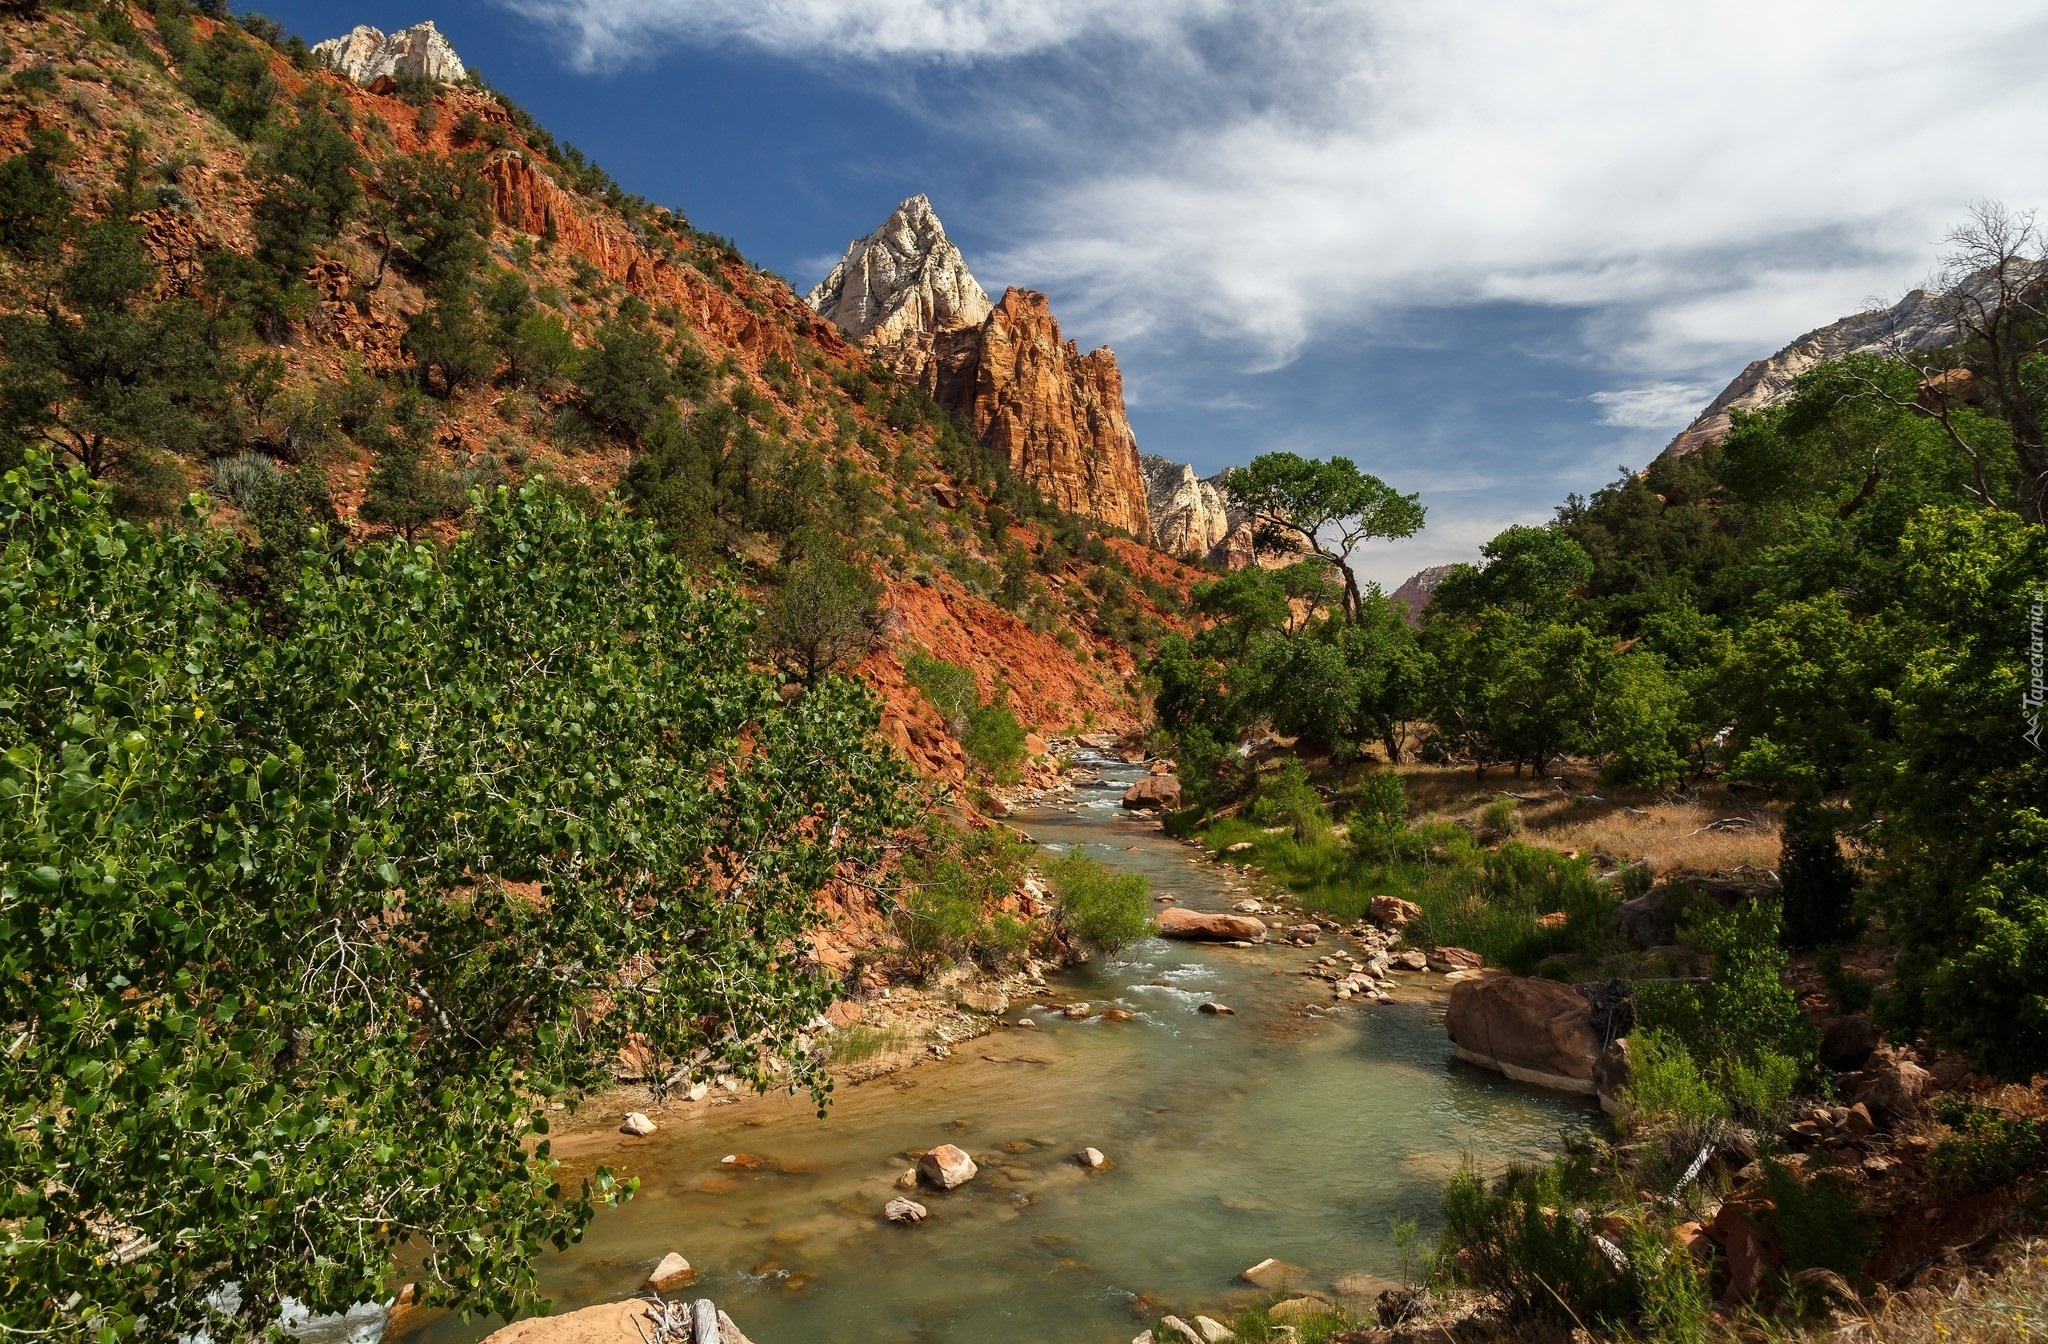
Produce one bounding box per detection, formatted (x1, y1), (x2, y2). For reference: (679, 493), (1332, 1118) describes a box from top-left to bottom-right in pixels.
(826, 1025), (912, 1067)
(1214, 1295), (1368, 1343)
(1197, 815), (1618, 974)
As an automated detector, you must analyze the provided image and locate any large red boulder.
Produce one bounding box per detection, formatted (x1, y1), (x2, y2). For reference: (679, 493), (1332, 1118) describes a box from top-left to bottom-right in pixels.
(1121, 775), (1183, 811)
(1156, 907), (1267, 942)
(1446, 976), (1600, 1096)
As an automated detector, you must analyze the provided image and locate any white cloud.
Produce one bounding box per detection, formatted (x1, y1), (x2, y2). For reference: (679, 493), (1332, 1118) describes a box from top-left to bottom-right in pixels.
(497, 0), (1230, 67)
(500, 0), (2048, 386)
(1588, 383), (1717, 431)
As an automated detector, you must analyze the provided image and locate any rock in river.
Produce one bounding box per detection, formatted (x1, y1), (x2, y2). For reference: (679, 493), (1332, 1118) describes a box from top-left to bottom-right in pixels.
(1427, 946), (1483, 972)
(885, 1197), (929, 1224)
(917, 1143), (979, 1190)
(1446, 975), (1600, 1096)
(1121, 775), (1182, 811)
(1241, 1257), (1307, 1290)
(645, 1252), (694, 1290)
(619, 1112), (657, 1136)
(1076, 1147), (1107, 1169)
(1157, 907), (1267, 942)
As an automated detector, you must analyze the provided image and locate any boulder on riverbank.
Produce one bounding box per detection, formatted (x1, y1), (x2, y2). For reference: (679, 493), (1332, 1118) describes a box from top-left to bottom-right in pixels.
(1157, 907), (1267, 942)
(1446, 975), (1601, 1096)
(1121, 776), (1183, 811)
(483, 1300), (657, 1344)
(1368, 895), (1422, 930)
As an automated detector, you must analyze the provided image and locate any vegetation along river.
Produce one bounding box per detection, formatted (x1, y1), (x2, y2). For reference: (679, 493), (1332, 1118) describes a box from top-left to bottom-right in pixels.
(402, 755), (1592, 1344)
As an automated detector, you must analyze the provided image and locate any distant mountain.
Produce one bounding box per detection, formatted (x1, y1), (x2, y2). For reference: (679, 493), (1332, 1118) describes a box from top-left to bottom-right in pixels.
(312, 20), (466, 85)
(1389, 565), (1456, 625)
(1661, 263), (2047, 457)
(809, 196), (1152, 539)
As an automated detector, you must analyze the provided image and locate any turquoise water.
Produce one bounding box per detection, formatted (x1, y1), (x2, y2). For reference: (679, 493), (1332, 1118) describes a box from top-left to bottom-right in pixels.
(398, 759), (1591, 1343)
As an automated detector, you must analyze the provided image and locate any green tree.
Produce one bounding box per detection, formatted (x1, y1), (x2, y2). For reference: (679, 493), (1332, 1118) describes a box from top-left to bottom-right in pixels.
(1221, 452), (1426, 622)
(0, 218), (235, 497)
(576, 306), (679, 441)
(755, 547), (882, 688)
(373, 151), (491, 287)
(0, 127), (71, 258)
(1594, 651), (1688, 788)
(358, 428), (457, 539)
(0, 456), (913, 1341)
(403, 282), (498, 397)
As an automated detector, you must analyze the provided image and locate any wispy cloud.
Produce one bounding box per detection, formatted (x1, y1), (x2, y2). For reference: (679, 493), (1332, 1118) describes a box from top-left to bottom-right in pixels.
(1588, 383), (1718, 431)
(495, 0), (1230, 67)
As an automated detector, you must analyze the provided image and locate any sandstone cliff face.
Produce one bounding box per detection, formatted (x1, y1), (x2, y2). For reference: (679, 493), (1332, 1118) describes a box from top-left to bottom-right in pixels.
(809, 200), (1150, 538)
(806, 195), (992, 346)
(1143, 454), (1231, 558)
(312, 21), (466, 85)
(941, 289), (1150, 536)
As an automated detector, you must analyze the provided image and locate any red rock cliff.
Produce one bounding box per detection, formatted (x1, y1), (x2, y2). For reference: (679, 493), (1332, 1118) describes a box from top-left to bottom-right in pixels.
(926, 288), (1150, 537)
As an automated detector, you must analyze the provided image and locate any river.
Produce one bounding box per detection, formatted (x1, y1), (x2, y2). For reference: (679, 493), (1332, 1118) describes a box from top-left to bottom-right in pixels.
(395, 753), (1591, 1343)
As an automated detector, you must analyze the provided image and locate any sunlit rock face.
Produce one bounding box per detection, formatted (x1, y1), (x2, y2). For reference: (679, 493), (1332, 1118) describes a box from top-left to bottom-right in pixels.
(312, 21), (467, 85)
(806, 194), (993, 345)
(809, 197), (1150, 538)
(1144, 455), (1232, 559)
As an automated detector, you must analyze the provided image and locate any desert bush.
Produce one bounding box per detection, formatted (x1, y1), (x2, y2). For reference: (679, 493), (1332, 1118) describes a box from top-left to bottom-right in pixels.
(1436, 1161), (1632, 1323)
(1929, 1099), (2046, 1197)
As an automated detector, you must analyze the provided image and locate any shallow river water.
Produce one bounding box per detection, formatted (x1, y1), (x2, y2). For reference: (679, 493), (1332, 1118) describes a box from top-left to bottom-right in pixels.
(400, 757), (1591, 1344)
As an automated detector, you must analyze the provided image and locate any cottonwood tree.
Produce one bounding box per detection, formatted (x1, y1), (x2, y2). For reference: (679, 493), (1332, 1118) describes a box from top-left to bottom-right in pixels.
(0, 460), (913, 1341)
(1222, 452), (1426, 622)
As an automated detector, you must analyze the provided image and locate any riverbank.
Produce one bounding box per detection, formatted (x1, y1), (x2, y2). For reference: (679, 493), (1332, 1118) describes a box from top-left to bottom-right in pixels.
(383, 751), (1586, 1344)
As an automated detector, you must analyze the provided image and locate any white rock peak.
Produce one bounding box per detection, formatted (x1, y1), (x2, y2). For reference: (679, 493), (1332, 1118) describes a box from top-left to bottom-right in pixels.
(806, 194), (993, 345)
(312, 21), (467, 87)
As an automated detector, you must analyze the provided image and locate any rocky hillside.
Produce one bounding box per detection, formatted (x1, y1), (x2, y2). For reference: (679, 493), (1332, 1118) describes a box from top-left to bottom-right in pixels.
(0, 5), (1208, 783)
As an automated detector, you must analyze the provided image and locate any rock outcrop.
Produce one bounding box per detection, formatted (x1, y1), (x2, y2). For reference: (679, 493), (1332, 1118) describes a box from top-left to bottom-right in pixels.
(805, 195), (992, 346)
(1660, 268), (2043, 456)
(1445, 975), (1601, 1095)
(1120, 775), (1182, 811)
(808, 199), (1151, 537)
(952, 289), (1152, 535)
(313, 21), (467, 85)
(1143, 455), (1231, 558)
(1389, 564), (1456, 625)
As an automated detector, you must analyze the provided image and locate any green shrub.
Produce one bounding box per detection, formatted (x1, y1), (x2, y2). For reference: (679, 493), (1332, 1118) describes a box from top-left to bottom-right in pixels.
(893, 820), (1036, 976)
(1248, 758), (1331, 843)
(1481, 796), (1522, 837)
(1760, 1160), (1875, 1281)
(1349, 769), (1407, 857)
(1635, 899), (1818, 1094)
(1046, 850), (1151, 956)
(1929, 1099), (2045, 1196)
(1436, 1162), (1631, 1323)
(903, 650), (978, 736)
(1621, 1029), (1729, 1131)
(963, 699), (1027, 782)
(1623, 1220), (1713, 1344)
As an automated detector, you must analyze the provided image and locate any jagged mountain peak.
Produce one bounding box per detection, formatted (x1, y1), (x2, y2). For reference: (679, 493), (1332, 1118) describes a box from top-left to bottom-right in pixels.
(806, 194), (993, 345)
(312, 20), (467, 87)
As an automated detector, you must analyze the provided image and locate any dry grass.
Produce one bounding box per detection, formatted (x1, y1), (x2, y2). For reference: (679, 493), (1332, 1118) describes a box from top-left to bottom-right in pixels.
(1389, 763), (1785, 876)
(1780, 1239), (2048, 1343)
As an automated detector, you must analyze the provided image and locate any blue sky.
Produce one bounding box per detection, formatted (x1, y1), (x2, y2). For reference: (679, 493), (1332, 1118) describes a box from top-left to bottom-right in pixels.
(260, 1), (2048, 586)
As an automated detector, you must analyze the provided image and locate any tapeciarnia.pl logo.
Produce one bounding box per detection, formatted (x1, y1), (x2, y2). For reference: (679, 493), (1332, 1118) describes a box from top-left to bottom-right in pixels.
(2027, 586), (2045, 752)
